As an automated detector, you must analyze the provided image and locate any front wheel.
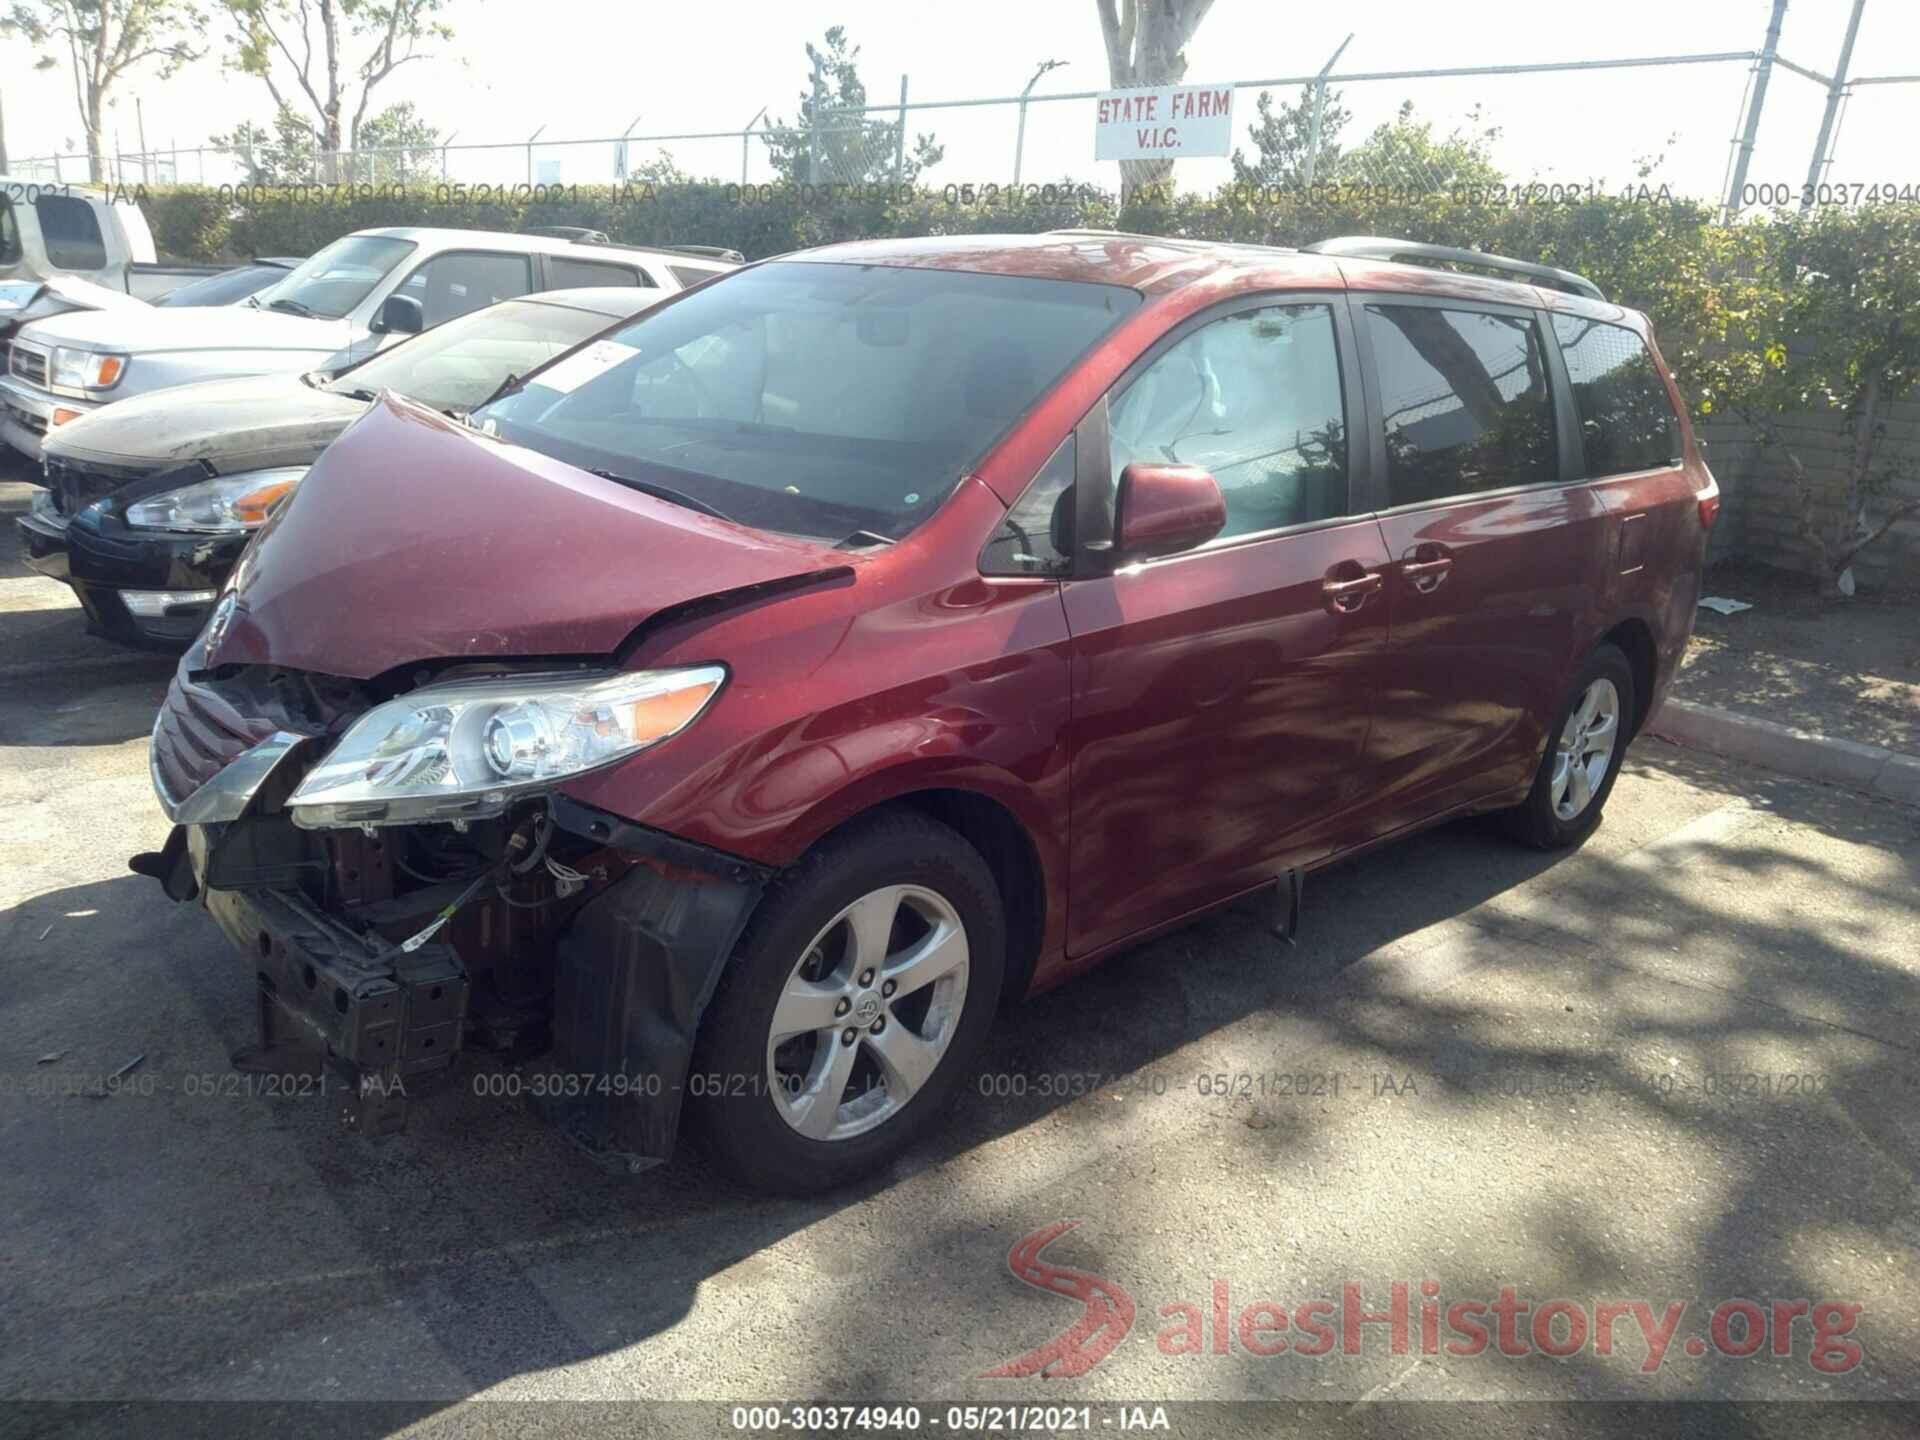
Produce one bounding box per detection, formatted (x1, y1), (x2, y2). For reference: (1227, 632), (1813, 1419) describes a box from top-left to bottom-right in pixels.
(1503, 643), (1636, 850)
(687, 811), (1004, 1194)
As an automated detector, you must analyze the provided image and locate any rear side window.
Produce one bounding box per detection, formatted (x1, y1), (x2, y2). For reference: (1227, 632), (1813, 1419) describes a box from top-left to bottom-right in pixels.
(1108, 303), (1349, 539)
(550, 257), (651, 288)
(981, 435), (1075, 575)
(1551, 316), (1681, 476)
(669, 264), (721, 289)
(1366, 304), (1557, 507)
(35, 194), (107, 270)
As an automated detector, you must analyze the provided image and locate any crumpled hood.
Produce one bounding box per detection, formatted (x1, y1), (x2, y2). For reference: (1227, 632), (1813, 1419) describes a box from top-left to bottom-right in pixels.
(21, 303), (349, 356)
(210, 393), (849, 680)
(44, 373), (366, 473)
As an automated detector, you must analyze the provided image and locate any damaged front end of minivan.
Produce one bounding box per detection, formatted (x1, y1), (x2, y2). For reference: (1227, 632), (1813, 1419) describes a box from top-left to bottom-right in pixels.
(134, 635), (773, 1172)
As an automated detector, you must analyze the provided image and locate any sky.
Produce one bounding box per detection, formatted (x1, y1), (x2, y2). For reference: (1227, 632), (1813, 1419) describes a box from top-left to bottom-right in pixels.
(4, 0), (1916, 203)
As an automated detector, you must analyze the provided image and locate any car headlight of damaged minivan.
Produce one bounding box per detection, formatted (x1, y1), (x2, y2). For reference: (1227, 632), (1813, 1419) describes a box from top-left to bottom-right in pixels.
(52, 347), (129, 391)
(124, 468), (307, 533)
(286, 666), (727, 828)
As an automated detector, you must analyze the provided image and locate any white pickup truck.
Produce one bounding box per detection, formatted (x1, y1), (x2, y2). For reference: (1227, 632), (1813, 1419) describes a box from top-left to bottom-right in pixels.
(2, 176), (228, 299)
(2, 224), (742, 461)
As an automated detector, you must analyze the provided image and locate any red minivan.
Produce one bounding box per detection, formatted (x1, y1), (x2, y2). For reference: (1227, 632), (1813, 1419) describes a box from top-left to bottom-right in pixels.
(138, 232), (1715, 1192)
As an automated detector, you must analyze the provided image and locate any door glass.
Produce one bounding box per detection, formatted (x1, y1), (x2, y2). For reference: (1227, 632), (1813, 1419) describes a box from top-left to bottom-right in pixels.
(1366, 305), (1557, 506)
(0, 199), (21, 265)
(408, 252), (535, 326)
(34, 194), (108, 270)
(549, 257), (651, 288)
(1107, 304), (1348, 540)
(1551, 315), (1681, 476)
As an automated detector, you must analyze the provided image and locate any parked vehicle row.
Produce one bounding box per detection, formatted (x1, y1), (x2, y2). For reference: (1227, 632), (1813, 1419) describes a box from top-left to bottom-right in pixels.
(19, 286), (667, 643)
(1, 225), (739, 461)
(23, 225), (1716, 1195)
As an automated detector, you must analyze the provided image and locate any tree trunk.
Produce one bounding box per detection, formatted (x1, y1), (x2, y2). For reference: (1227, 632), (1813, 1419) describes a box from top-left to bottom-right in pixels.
(85, 123), (104, 183)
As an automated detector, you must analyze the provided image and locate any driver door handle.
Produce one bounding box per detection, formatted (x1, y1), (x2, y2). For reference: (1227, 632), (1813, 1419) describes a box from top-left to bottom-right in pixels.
(1321, 562), (1384, 614)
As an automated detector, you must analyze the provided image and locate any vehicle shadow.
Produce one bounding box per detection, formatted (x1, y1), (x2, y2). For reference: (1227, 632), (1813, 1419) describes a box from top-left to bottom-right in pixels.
(5, 743), (1917, 1435)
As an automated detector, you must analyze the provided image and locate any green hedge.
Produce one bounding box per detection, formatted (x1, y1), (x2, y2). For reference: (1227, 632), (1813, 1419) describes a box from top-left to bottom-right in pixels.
(130, 179), (1892, 419)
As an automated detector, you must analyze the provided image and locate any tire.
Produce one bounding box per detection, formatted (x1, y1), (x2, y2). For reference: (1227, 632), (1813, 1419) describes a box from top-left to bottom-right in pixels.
(1502, 643), (1636, 850)
(686, 809), (1005, 1195)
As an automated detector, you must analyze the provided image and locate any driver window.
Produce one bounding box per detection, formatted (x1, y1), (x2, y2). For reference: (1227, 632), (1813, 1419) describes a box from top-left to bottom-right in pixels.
(1107, 303), (1349, 539)
(406, 252), (534, 327)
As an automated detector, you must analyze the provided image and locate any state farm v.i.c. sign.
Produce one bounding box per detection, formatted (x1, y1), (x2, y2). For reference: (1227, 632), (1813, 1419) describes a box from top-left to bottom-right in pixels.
(1094, 84), (1237, 162)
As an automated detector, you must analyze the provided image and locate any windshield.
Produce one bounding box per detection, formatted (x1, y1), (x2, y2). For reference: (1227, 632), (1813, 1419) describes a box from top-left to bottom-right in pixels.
(255, 235), (415, 320)
(326, 296), (631, 413)
(471, 260), (1141, 540)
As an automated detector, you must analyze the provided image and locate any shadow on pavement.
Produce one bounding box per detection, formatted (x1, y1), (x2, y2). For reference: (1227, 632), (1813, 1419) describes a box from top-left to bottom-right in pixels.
(2, 741), (1916, 1436)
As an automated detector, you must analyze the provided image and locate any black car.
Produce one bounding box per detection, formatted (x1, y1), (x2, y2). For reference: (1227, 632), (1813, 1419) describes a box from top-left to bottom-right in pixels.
(19, 285), (663, 646)
(150, 258), (304, 308)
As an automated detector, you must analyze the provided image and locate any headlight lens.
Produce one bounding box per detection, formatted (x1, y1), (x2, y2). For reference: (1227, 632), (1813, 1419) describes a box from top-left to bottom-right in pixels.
(124, 468), (306, 533)
(52, 347), (127, 390)
(286, 666), (726, 828)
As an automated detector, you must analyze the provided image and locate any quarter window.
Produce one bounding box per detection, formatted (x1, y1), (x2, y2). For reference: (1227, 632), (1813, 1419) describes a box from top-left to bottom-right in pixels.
(1107, 303), (1349, 540)
(1366, 304), (1557, 507)
(405, 252), (535, 326)
(1552, 315), (1681, 476)
(981, 436), (1075, 576)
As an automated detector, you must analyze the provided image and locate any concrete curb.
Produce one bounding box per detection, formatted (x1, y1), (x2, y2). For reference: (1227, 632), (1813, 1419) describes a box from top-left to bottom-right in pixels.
(1649, 698), (1920, 805)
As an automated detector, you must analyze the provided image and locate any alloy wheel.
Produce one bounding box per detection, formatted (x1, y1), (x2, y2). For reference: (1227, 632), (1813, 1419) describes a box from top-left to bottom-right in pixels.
(766, 884), (970, 1142)
(1550, 677), (1620, 821)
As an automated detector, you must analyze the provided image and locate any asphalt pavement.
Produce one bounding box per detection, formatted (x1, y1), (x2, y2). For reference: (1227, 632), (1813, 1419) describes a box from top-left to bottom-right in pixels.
(2, 470), (1918, 1440)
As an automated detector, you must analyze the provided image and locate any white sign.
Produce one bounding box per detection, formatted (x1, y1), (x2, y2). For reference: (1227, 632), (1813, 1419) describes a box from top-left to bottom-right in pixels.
(1094, 84), (1237, 162)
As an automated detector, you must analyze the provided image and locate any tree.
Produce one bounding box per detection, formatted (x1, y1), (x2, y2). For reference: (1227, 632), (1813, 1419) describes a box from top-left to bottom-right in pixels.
(1709, 208), (1920, 596)
(761, 26), (941, 185)
(1231, 84), (1350, 188)
(1094, 0), (1217, 193)
(354, 97), (437, 181)
(215, 0), (451, 180)
(209, 103), (314, 182)
(3, 0), (205, 181)
(1340, 100), (1504, 193)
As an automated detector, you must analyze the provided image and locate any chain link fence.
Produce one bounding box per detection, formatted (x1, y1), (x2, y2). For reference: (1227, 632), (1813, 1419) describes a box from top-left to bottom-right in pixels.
(10, 28), (1917, 211)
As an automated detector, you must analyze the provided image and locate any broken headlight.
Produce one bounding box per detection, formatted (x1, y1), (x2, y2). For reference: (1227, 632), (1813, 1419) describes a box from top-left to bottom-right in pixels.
(286, 666), (725, 828)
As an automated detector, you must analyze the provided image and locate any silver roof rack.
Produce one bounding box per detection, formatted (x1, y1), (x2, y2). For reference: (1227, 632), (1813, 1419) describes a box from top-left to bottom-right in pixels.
(1301, 236), (1605, 302)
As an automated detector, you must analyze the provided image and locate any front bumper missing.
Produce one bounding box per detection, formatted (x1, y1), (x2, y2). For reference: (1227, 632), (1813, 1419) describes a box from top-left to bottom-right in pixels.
(202, 882), (469, 1136)
(140, 711), (774, 1167)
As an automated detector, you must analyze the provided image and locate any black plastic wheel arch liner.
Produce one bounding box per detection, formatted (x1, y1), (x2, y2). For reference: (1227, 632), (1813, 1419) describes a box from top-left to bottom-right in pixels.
(540, 796), (774, 1173)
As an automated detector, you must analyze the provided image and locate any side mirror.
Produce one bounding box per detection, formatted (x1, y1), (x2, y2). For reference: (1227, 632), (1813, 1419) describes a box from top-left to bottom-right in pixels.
(374, 293), (424, 335)
(1113, 462), (1226, 561)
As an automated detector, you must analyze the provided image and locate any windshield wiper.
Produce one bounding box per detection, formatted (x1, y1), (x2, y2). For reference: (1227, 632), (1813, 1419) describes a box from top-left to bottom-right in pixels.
(585, 468), (733, 523)
(267, 298), (315, 317)
(335, 387), (380, 403)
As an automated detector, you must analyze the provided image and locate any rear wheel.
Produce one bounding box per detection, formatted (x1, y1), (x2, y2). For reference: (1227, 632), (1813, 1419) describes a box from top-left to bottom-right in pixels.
(1503, 643), (1635, 850)
(687, 811), (1004, 1194)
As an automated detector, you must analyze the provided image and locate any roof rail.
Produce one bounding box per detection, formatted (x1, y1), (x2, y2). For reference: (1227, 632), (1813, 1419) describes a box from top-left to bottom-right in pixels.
(1302, 236), (1605, 302)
